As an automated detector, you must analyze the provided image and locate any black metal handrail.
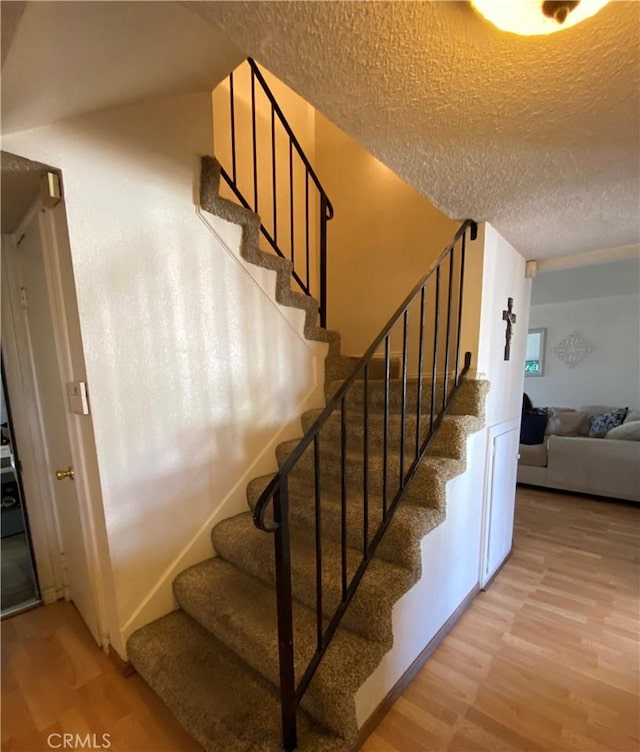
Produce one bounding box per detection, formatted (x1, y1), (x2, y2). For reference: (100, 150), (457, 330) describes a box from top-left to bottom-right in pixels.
(217, 58), (333, 327)
(253, 220), (478, 750)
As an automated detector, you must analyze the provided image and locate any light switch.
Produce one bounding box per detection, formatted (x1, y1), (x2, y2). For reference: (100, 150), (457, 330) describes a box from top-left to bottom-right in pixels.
(67, 381), (89, 415)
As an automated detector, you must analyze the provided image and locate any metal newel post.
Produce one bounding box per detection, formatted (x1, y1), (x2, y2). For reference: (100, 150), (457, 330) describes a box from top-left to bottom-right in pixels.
(273, 478), (298, 751)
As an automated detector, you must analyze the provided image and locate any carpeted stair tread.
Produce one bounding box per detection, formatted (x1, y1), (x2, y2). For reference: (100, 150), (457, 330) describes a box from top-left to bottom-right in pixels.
(246, 474), (445, 570)
(173, 558), (383, 739)
(300, 409), (480, 461)
(127, 610), (342, 752)
(325, 377), (488, 419)
(278, 288), (319, 314)
(275, 437), (465, 502)
(211, 512), (413, 642)
(200, 158), (345, 351)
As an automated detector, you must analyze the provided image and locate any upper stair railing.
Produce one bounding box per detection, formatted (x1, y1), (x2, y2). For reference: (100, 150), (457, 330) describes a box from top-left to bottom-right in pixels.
(216, 58), (333, 327)
(253, 220), (478, 749)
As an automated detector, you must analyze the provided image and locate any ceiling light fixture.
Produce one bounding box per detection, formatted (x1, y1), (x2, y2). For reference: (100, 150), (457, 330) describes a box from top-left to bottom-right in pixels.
(471, 0), (610, 36)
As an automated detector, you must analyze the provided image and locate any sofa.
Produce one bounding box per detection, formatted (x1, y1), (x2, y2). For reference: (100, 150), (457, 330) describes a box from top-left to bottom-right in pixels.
(517, 405), (640, 503)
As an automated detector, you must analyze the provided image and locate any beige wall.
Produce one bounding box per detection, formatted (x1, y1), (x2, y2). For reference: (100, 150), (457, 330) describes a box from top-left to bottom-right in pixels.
(213, 67), (460, 360)
(315, 111), (458, 356)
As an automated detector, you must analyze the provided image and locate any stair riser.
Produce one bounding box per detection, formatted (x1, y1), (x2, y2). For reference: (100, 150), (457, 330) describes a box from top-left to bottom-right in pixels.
(276, 441), (451, 505)
(212, 523), (393, 643)
(264, 498), (416, 569)
(287, 498), (437, 571)
(246, 477), (429, 570)
(324, 356), (400, 383)
(173, 558), (379, 739)
(302, 411), (467, 461)
(325, 379), (449, 416)
(325, 378), (485, 421)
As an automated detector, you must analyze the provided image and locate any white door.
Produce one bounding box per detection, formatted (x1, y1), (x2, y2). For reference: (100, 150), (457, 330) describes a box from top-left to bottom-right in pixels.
(482, 424), (520, 586)
(9, 214), (99, 640)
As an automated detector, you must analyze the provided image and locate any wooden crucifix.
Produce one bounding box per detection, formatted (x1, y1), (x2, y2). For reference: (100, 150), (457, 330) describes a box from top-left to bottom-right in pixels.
(502, 297), (516, 361)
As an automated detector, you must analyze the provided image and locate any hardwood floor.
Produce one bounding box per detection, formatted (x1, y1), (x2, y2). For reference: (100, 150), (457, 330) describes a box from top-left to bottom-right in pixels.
(1, 603), (200, 752)
(1, 487), (638, 752)
(361, 487), (640, 752)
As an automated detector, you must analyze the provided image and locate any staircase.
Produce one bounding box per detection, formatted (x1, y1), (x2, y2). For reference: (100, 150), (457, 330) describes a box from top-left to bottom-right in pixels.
(127, 60), (489, 752)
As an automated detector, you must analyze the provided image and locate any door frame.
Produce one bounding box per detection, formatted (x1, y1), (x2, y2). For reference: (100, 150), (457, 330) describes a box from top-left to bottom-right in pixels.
(1, 196), (114, 650)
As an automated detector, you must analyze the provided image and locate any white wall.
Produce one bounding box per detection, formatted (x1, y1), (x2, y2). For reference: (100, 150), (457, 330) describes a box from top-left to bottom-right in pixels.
(356, 430), (487, 726)
(476, 223), (532, 425)
(356, 222), (530, 727)
(3, 92), (327, 656)
(525, 267), (640, 409)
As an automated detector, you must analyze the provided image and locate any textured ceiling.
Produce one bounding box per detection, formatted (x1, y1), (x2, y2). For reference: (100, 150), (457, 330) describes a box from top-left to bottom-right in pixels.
(186, 1), (640, 260)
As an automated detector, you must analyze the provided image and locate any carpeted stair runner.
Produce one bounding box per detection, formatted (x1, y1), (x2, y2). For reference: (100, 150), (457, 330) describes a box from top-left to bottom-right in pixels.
(127, 157), (490, 752)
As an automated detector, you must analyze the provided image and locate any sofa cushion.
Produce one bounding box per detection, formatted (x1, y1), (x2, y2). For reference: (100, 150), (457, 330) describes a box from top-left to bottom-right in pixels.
(547, 410), (589, 437)
(519, 442), (548, 468)
(625, 410), (640, 424)
(588, 408), (628, 438)
(545, 435), (640, 501)
(606, 421), (640, 441)
(520, 409), (547, 445)
(544, 408), (575, 435)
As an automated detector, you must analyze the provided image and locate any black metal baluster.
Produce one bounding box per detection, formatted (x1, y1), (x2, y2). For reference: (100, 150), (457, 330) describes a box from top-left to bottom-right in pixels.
(313, 435), (323, 651)
(455, 233), (467, 386)
(363, 364), (369, 557)
(431, 267), (441, 433)
(228, 59), (334, 309)
(251, 68), (258, 212)
(305, 173), (310, 294)
(382, 335), (390, 522)
(442, 249), (455, 410)
(246, 217), (476, 745)
(416, 286), (426, 459)
(319, 196), (328, 328)
(271, 105), (277, 247)
(340, 397), (347, 601)
(399, 311), (408, 487)
(289, 141), (295, 268)
(273, 480), (297, 752)
(229, 72), (237, 185)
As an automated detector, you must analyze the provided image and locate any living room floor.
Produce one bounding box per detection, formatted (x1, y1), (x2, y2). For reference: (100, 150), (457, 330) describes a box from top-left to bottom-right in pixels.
(361, 486), (640, 751)
(1, 487), (638, 752)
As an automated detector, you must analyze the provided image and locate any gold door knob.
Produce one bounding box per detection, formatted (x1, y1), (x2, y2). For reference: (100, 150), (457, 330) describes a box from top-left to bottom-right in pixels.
(55, 467), (74, 481)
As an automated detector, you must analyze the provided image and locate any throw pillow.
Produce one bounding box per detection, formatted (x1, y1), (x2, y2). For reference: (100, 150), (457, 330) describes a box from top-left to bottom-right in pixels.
(606, 421), (640, 441)
(588, 408), (628, 438)
(578, 405), (626, 435)
(520, 409), (547, 445)
(547, 410), (589, 437)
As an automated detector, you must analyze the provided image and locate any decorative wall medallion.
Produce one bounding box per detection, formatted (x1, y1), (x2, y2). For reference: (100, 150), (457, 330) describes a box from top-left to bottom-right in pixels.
(552, 331), (593, 368)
